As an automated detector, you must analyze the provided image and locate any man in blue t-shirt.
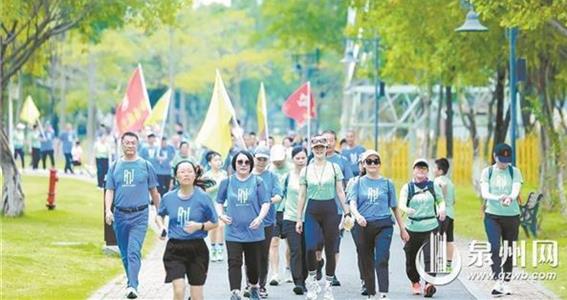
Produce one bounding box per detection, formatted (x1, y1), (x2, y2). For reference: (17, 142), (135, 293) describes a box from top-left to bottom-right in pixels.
(40, 124), (56, 169)
(154, 137), (176, 196)
(341, 130), (366, 177)
(104, 132), (160, 299)
(59, 123), (76, 174)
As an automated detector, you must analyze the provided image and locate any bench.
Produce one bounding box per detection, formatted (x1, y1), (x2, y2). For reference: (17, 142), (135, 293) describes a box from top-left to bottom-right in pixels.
(519, 192), (543, 238)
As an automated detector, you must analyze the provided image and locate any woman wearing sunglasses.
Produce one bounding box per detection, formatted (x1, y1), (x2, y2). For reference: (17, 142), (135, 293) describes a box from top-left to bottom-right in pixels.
(156, 160), (219, 300)
(216, 150), (271, 300)
(399, 159), (446, 298)
(295, 136), (352, 300)
(348, 150), (409, 300)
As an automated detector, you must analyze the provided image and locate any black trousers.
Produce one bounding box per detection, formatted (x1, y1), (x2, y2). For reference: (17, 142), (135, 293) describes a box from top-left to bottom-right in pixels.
(31, 147), (41, 169)
(96, 158), (109, 188)
(484, 213), (520, 281)
(351, 224), (366, 281)
(284, 220), (307, 285)
(259, 225), (274, 288)
(226, 241), (263, 291)
(41, 150), (55, 169)
(304, 199), (340, 277)
(63, 153), (73, 173)
(359, 219), (394, 295)
(157, 174), (172, 197)
(404, 228), (437, 284)
(14, 148), (24, 168)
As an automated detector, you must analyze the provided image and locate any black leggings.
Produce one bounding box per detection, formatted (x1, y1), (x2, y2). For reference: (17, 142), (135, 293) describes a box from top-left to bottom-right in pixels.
(284, 220), (308, 285)
(404, 228), (437, 283)
(31, 147), (41, 169)
(41, 150), (55, 169)
(304, 199), (340, 277)
(484, 213), (520, 281)
(259, 225), (274, 288)
(14, 148), (24, 168)
(226, 241), (263, 291)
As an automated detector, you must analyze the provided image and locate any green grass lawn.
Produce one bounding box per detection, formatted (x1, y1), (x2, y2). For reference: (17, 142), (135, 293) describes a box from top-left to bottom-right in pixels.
(452, 183), (567, 299)
(1, 175), (155, 300)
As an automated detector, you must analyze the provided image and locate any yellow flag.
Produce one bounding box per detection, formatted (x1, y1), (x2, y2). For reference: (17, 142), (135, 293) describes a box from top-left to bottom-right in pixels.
(196, 70), (236, 158)
(256, 82), (269, 141)
(144, 88), (172, 127)
(20, 95), (40, 124)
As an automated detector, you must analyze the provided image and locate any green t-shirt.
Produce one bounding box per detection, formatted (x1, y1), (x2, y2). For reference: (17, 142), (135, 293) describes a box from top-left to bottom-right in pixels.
(271, 163), (290, 212)
(434, 175), (455, 219)
(300, 161), (343, 201)
(29, 131), (41, 148)
(283, 171), (303, 222)
(13, 130), (25, 149)
(204, 169), (228, 205)
(480, 165), (523, 216)
(171, 153), (196, 175)
(400, 182), (445, 232)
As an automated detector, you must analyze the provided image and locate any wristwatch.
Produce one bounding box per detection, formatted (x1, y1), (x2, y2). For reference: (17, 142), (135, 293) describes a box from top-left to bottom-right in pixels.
(201, 223), (205, 231)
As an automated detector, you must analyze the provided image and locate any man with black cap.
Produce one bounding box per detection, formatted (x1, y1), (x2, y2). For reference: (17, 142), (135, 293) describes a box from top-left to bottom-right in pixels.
(480, 143), (523, 297)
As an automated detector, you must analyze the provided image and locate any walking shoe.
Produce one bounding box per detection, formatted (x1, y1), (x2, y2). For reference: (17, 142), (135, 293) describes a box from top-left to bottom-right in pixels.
(210, 248), (218, 262)
(126, 287), (138, 299)
(306, 276), (319, 300)
(218, 247), (225, 261)
(423, 283), (437, 298)
(501, 281), (512, 295)
(250, 287), (260, 300)
(269, 274), (279, 286)
(230, 289), (242, 300)
(284, 268), (293, 283)
(293, 284), (305, 295)
(411, 282), (421, 295)
(316, 259), (324, 281)
(380, 293), (390, 299)
(361, 280), (368, 295)
(243, 285), (251, 298)
(323, 281), (335, 300)
(330, 275), (341, 286)
(258, 287), (268, 299)
(491, 281), (505, 297)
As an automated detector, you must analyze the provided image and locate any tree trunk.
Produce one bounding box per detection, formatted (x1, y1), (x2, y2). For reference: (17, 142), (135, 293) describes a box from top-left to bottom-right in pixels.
(87, 53), (97, 156)
(431, 85), (444, 157)
(445, 86), (453, 159)
(1, 129), (25, 216)
(422, 87), (433, 159)
(493, 67), (510, 152)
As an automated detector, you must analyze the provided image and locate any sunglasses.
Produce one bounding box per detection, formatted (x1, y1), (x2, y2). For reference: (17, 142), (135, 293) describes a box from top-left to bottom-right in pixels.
(311, 137), (328, 145)
(365, 158), (381, 165)
(236, 159), (251, 166)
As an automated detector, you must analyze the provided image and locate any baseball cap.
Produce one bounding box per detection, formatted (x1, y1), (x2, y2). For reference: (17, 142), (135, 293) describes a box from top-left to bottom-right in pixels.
(270, 144), (286, 161)
(412, 158), (429, 169)
(254, 145), (270, 159)
(360, 150), (381, 162)
(493, 143), (513, 163)
(16, 123), (25, 129)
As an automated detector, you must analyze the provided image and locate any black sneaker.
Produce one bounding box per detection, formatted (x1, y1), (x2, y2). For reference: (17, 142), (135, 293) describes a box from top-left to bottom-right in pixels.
(424, 283), (437, 298)
(259, 287), (268, 299)
(293, 285), (305, 295)
(331, 275), (341, 287)
(316, 259), (324, 281)
(250, 287), (260, 300)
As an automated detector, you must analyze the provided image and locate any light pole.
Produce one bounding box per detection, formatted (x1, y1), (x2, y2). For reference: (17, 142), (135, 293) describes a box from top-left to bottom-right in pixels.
(342, 37), (383, 151)
(455, 7), (518, 166)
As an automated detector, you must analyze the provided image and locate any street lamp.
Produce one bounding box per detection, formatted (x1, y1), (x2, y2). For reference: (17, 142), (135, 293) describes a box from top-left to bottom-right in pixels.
(342, 37), (383, 151)
(456, 7), (518, 166)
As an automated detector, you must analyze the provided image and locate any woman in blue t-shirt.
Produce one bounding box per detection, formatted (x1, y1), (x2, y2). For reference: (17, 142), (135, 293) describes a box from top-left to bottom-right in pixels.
(156, 160), (219, 300)
(216, 150), (271, 300)
(348, 150), (409, 300)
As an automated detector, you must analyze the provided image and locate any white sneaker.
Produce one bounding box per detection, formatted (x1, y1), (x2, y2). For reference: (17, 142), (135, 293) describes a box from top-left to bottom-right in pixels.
(323, 281), (334, 300)
(501, 282), (512, 295)
(217, 248), (225, 261)
(284, 268), (293, 283)
(269, 274), (280, 286)
(126, 287), (138, 299)
(491, 281), (504, 297)
(380, 293), (389, 299)
(306, 276), (319, 300)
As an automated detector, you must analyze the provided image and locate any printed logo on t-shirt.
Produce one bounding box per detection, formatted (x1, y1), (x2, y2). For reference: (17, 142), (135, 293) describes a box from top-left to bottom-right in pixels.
(493, 174), (508, 190)
(350, 153), (358, 164)
(237, 188), (250, 206)
(367, 187), (380, 203)
(123, 169), (135, 186)
(177, 207), (191, 226)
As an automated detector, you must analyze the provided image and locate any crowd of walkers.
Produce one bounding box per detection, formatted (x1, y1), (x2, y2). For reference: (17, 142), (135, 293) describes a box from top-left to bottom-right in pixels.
(100, 126), (523, 300)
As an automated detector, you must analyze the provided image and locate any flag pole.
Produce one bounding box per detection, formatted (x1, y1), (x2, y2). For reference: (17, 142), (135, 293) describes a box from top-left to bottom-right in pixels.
(159, 89), (172, 140)
(307, 81), (311, 150)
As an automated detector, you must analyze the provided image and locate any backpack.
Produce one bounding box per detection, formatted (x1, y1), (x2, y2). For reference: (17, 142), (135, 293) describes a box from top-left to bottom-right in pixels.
(406, 180), (437, 221)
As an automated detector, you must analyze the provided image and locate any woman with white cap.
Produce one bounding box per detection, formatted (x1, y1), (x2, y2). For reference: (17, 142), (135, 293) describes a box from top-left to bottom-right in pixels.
(399, 159), (445, 298)
(295, 135), (352, 300)
(349, 150), (409, 300)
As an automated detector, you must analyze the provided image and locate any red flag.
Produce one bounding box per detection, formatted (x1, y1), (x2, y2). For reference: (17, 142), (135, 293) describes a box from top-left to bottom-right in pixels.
(115, 65), (151, 136)
(282, 82), (316, 127)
